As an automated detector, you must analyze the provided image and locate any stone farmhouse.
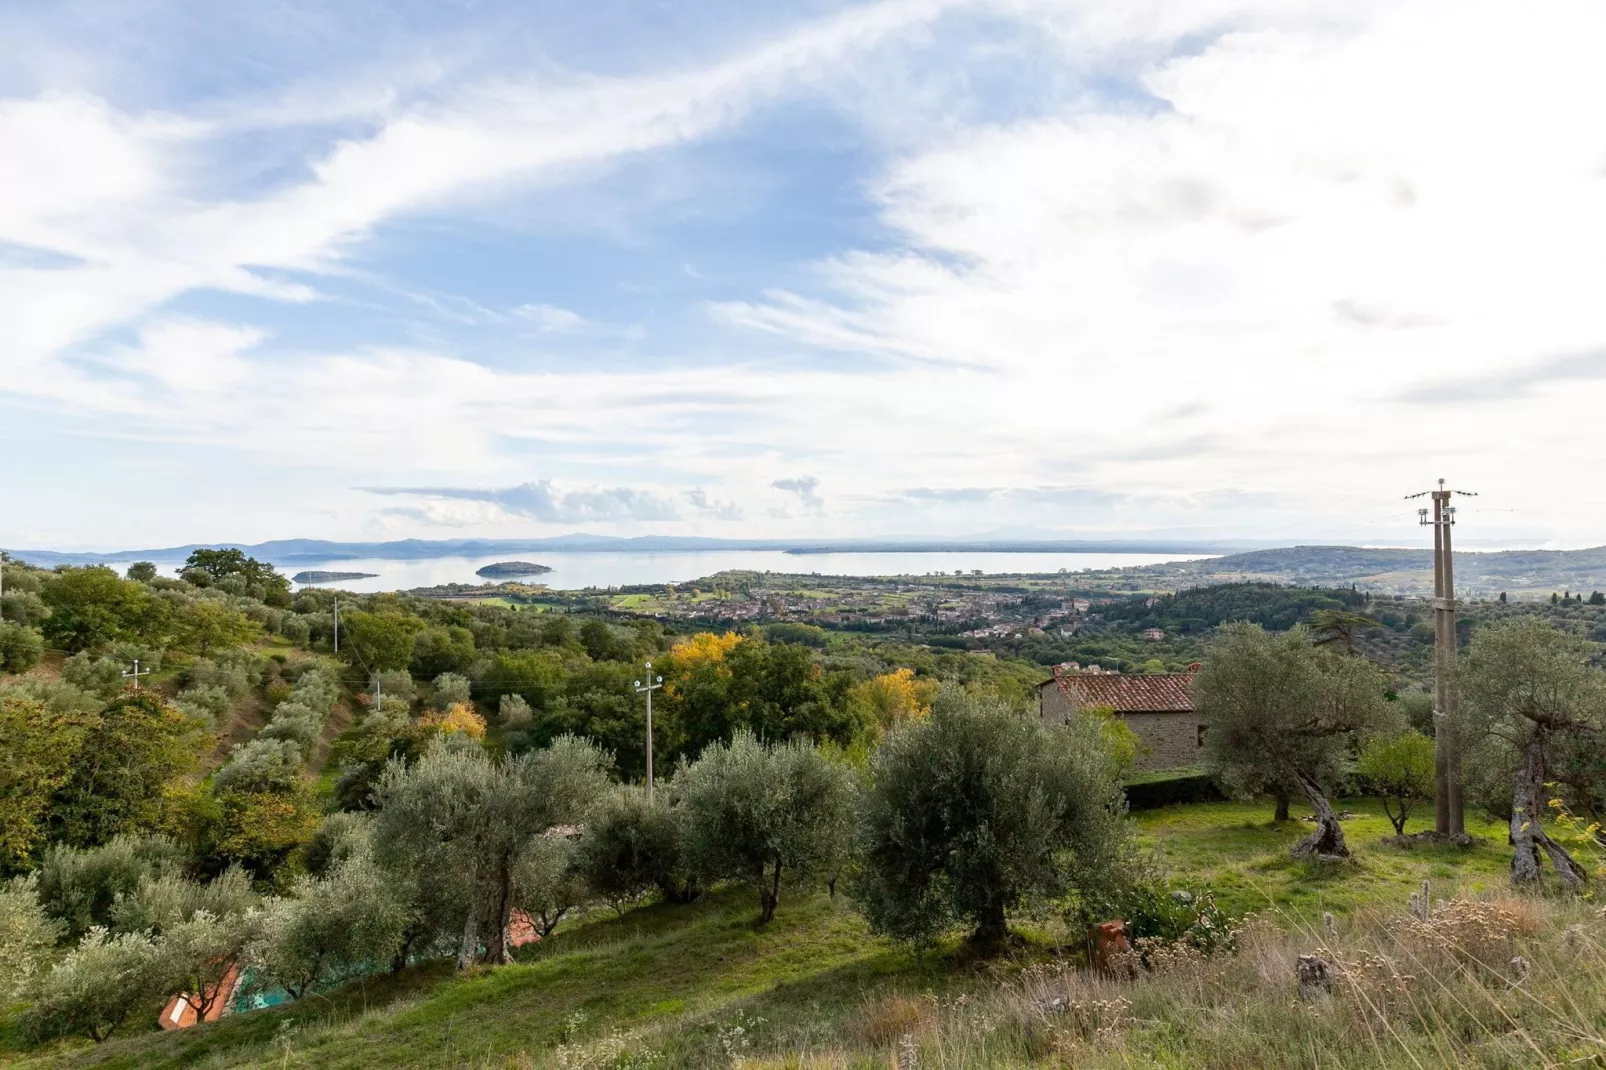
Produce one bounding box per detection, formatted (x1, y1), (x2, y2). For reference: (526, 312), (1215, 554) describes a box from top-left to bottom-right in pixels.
(1037, 664), (1203, 773)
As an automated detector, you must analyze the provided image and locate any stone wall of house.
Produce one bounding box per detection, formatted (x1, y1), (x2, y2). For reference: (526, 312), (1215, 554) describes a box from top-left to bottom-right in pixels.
(1038, 681), (1203, 773)
(1120, 712), (1203, 772)
(1039, 680), (1075, 726)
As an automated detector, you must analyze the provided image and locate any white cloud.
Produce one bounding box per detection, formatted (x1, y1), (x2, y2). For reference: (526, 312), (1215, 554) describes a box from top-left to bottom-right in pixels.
(0, 0), (963, 384)
(515, 304), (587, 333)
(717, 0), (1606, 535)
(7, 0), (1606, 546)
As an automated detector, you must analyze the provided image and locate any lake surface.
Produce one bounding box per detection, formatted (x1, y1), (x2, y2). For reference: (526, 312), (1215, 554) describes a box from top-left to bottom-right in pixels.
(241, 550), (1215, 593)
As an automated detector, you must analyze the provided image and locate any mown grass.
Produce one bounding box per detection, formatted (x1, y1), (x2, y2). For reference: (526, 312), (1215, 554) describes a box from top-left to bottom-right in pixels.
(2, 798), (1560, 1069)
(1134, 797), (1515, 918)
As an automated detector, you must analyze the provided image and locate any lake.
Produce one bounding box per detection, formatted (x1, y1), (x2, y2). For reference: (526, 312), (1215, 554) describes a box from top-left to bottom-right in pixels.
(252, 549), (1214, 593)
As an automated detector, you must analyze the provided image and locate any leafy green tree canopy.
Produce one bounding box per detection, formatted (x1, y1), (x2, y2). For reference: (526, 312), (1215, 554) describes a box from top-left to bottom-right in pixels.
(1357, 730), (1435, 835)
(48, 694), (207, 849)
(0, 693), (93, 871)
(0, 621), (44, 674)
(340, 610), (424, 673)
(41, 567), (158, 653)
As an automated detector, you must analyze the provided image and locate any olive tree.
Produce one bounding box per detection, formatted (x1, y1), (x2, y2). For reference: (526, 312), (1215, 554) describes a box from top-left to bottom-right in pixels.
(679, 731), (858, 924)
(1460, 618), (1605, 889)
(161, 909), (261, 1021)
(59, 652), (127, 699)
(0, 875), (62, 1002)
(36, 833), (186, 941)
(24, 927), (172, 1043)
(247, 856), (410, 999)
(108, 865), (256, 933)
(212, 738), (304, 795)
(511, 834), (588, 938)
(430, 672), (473, 709)
(1197, 624), (1396, 859)
(855, 690), (1130, 946)
(571, 785), (698, 910)
(373, 735), (609, 968)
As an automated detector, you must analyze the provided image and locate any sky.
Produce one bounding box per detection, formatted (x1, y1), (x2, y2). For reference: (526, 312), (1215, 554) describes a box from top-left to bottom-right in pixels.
(4, 0), (1606, 551)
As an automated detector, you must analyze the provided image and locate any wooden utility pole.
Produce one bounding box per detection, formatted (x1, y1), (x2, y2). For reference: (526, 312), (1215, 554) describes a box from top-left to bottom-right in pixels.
(634, 662), (664, 800)
(1409, 478), (1475, 838)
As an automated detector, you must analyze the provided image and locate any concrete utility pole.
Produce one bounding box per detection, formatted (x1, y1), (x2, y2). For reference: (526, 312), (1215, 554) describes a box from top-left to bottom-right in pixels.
(122, 658), (152, 691)
(332, 598), (339, 655)
(634, 661), (664, 800)
(1408, 478), (1476, 838)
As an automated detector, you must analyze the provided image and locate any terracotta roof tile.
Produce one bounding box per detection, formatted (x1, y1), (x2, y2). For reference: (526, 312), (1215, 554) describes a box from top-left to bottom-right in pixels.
(1047, 668), (1196, 712)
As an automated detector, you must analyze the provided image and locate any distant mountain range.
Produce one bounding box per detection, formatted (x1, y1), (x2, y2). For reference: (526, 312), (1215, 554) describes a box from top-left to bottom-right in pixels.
(6, 534), (1268, 567)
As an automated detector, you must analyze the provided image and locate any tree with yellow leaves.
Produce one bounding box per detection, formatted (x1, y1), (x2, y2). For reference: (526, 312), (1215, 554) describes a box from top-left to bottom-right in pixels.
(851, 668), (937, 730)
(425, 702), (487, 740)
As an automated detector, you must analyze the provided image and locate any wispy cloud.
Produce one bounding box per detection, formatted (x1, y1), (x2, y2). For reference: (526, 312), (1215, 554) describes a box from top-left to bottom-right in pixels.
(685, 488), (744, 521)
(515, 304), (588, 333)
(772, 475), (821, 502)
(365, 481), (680, 523)
(1397, 348), (1606, 404)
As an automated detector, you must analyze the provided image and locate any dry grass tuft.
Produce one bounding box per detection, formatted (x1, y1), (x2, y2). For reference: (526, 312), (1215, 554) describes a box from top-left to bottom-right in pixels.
(857, 993), (936, 1049)
(870, 892), (1606, 1068)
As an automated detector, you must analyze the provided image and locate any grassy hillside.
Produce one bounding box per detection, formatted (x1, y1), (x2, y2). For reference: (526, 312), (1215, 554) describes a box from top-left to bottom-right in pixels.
(7, 799), (1546, 1070)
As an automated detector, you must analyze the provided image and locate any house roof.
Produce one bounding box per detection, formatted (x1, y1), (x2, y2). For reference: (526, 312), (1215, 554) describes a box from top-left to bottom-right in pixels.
(1044, 667), (1196, 713)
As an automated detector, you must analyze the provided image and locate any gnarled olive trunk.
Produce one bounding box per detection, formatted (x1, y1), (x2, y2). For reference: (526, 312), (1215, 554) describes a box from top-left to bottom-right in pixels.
(970, 899), (1010, 946)
(484, 857), (515, 965)
(455, 904), (480, 971)
(1510, 737), (1587, 890)
(1273, 789), (1291, 823)
(1289, 768), (1346, 859)
(758, 860), (782, 923)
(657, 875), (700, 904)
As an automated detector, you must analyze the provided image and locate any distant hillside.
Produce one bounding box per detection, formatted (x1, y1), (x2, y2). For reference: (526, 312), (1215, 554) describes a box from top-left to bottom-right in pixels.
(1111, 545), (1606, 597)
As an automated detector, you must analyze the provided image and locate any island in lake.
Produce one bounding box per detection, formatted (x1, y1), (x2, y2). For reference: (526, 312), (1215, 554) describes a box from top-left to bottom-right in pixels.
(292, 570), (379, 583)
(476, 560), (554, 578)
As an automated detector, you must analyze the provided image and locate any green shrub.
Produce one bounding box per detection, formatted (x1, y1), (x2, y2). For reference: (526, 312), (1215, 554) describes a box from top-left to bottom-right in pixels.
(0, 621), (44, 673)
(1122, 883), (1237, 964)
